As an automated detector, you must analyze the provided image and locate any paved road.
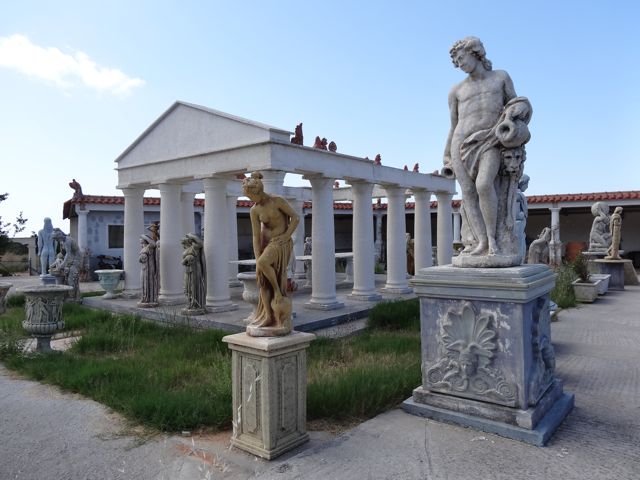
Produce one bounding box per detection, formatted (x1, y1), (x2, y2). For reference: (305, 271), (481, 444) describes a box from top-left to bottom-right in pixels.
(1, 285), (639, 480)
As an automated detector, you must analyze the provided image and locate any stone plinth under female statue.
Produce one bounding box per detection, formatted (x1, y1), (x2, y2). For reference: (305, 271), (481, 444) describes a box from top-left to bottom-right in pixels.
(222, 171), (314, 460)
(404, 37), (573, 446)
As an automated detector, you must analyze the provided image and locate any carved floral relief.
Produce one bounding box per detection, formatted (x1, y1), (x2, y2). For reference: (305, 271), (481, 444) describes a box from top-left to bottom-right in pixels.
(426, 301), (518, 405)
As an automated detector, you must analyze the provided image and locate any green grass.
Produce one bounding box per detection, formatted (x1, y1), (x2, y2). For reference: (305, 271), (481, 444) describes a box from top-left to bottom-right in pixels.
(0, 299), (422, 432)
(367, 298), (420, 331)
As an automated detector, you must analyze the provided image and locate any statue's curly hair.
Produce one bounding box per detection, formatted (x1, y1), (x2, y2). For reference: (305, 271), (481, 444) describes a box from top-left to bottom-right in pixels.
(450, 36), (492, 71)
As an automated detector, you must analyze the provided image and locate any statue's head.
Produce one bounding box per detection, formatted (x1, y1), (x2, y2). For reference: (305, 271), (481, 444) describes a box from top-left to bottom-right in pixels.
(242, 171), (265, 199)
(52, 228), (65, 241)
(450, 36), (492, 71)
(540, 227), (552, 241)
(459, 350), (478, 376)
(500, 146), (526, 176)
(614, 206), (623, 215)
(43, 217), (53, 230)
(591, 201), (609, 218)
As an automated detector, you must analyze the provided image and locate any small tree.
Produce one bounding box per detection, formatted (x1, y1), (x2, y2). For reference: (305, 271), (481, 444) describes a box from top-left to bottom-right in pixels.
(0, 193), (28, 256)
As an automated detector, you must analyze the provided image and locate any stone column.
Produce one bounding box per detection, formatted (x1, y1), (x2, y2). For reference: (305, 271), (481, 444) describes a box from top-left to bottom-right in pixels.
(374, 212), (384, 263)
(436, 192), (454, 266)
(122, 187), (145, 296)
(305, 176), (343, 310)
(158, 183), (185, 304)
(549, 206), (562, 266)
(452, 210), (462, 244)
(383, 186), (411, 293)
(413, 190), (433, 272)
(290, 198), (306, 279)
(350, 181), (381, 300)
(227, 194), (242, 287)
(203, 177), (237, 312)
(76, 208), (89, 252)
(181, 191), (196, 235)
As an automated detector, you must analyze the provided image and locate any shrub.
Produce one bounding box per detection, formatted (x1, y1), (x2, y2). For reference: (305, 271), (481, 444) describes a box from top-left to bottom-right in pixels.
(551, 264), (577, 308)
(571, 253), (590, 282)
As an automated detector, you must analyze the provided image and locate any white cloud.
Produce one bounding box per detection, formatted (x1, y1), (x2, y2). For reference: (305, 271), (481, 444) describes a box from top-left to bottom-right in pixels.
(0, 34), (145, 95)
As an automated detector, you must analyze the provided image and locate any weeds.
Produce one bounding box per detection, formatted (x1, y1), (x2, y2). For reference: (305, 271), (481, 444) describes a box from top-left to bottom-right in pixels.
(551, 264), (577, 309)
(1, 299), (423, 432)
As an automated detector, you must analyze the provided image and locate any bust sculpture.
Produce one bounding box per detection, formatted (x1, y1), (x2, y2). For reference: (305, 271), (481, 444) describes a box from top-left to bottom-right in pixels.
(442, 37), (532, 267)
(138, 234), (159, 307)
(605, 207), (623, 260)
(181, 233), (207, 315)
(243, 172), (300, 336)
(51, 229), (82, 301)
(37, 217), (56, 274)
(588, 202), (611, 252)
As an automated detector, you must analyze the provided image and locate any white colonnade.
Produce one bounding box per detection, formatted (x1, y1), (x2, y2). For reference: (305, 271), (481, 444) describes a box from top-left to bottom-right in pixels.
(122, 187), (145, 296)
(436, 192), (454, 266)
(306, 176), (344, 310)
(158, 183), (184, 304)
(413, 189), (433, 272)
(350, 181), (381, 300)
(383, 186), (412, 293)
(203, 177), (237, 312)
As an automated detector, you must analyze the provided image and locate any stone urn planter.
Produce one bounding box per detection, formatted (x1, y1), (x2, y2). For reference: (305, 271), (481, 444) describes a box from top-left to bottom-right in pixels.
(572, 279), (598, 303)
(589, 273), (610, 295)
(237, 271), (259, 324)
(18, 285), (72, 352)
(237, 272), (259, 305)
(94, 269), (124, 299)
(0, 282), (12, 315)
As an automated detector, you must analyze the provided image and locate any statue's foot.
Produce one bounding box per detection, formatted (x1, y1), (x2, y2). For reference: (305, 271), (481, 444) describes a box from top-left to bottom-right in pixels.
(469, 243), (488, 256)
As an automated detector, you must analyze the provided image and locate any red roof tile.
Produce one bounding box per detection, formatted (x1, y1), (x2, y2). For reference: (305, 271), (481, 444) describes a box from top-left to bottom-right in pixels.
(63, 190), (640, 218)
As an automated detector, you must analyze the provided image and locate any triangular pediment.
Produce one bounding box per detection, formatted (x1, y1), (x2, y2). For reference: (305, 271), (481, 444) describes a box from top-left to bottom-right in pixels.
(115, 101), (291, 168)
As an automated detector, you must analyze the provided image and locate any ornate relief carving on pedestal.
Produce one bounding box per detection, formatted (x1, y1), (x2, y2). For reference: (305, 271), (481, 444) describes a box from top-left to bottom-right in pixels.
(426, 301), (517, 405)
(528, 296), (556, 404)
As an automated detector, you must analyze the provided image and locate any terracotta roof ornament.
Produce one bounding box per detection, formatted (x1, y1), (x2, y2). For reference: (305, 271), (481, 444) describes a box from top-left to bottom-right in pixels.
(290, 123), (303, 145)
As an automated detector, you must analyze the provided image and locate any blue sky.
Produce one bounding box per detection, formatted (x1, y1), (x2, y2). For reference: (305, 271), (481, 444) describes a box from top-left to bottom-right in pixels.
(1, 1), (638, 235)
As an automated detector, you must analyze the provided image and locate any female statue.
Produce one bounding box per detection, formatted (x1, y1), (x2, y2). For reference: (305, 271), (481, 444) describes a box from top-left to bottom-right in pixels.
(181, 233), (207, 315)
(138, 234), (159, 307)
(605, 207), (623, 260)
(242, 172), (300, 336)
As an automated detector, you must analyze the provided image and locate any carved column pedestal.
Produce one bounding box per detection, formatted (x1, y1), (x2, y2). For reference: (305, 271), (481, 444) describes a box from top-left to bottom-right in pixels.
(403, 264), (574, 446)
(223, 331), (315, 460)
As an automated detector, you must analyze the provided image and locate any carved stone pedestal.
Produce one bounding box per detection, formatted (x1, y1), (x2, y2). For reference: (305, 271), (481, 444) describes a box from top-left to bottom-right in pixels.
(593, 259), (625, 291)
(402, 264), (574, 446)
(222, 331), (315, 460)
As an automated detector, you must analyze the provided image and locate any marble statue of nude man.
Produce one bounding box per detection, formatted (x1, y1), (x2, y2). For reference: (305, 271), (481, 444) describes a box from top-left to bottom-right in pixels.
(443, 36), (517, 256)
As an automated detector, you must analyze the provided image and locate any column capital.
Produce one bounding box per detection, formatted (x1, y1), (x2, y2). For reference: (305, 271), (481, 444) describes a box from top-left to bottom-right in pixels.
(549, 206), (562, 213)
(120, 186), (145, 198)
(202, 176), (229, 190)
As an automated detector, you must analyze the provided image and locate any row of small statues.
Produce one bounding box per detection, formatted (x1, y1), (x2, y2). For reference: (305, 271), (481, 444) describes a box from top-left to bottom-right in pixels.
(37, 218), (82, 301)
(589, 202), (624, 260)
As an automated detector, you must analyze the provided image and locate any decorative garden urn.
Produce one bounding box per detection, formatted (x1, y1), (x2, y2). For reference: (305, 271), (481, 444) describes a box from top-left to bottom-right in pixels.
(94, 269), (124, 299)
(18, 285), (72, 352)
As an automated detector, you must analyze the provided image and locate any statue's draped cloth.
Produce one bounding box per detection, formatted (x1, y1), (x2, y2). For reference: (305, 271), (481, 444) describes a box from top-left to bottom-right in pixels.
(253, 232), (293, 325)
